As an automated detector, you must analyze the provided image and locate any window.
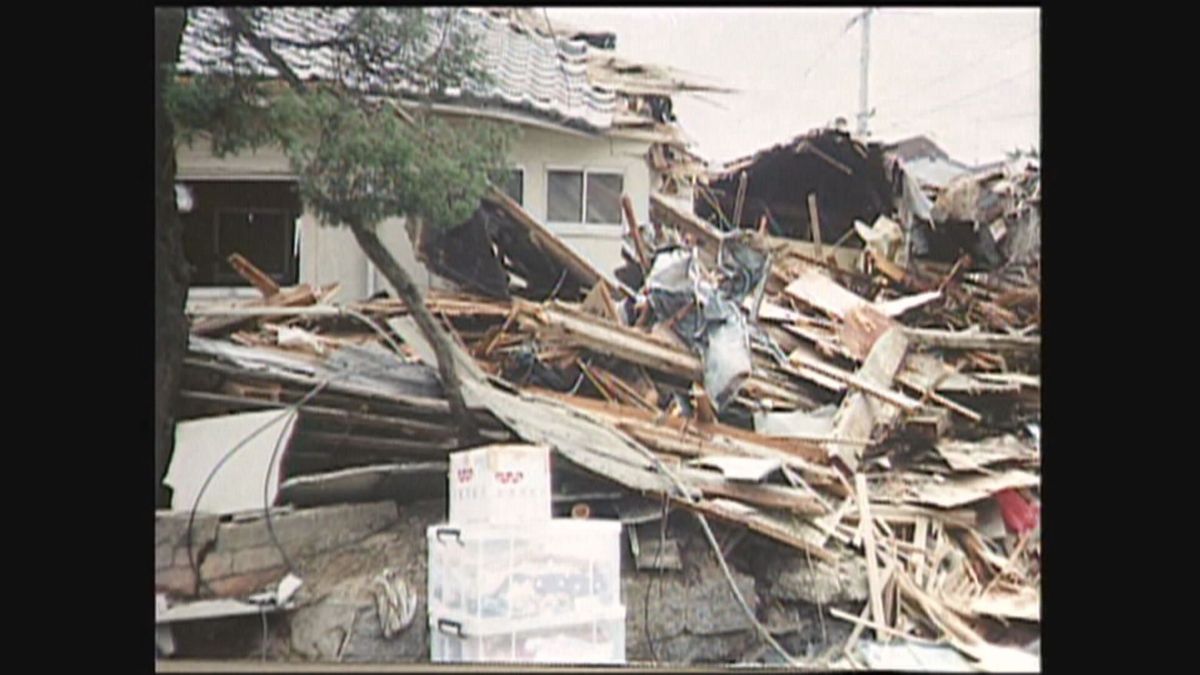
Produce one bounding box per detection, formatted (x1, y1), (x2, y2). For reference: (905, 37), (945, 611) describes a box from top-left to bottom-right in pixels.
(586, 173), (623, 224)
(547, 170), (625, 225)
(498, 168), (524, 206)
(180, 180), (301, 287)
(547, 170), (584, 222)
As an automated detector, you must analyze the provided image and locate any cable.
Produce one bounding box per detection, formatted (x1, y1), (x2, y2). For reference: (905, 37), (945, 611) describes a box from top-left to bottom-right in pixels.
(878, 66), (1037, 134)
(642, 492), (670, 663)
(615, 433), (802, 665)
(261, 606), (269, 661)
(184, 373), (338, 596)
(182, 305), (411, 596)
(872, 28), (1038, 112)
(798, 13), (858, 83)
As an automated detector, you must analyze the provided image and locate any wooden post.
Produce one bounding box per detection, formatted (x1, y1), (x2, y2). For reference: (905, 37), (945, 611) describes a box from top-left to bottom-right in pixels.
(807, 193), (824, 260)
(856, 473), (888, 643)
(733, 171), (748, 227)
(621, 194), (651, 271)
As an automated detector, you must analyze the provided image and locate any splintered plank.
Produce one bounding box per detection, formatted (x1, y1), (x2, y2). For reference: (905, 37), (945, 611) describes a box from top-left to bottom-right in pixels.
(679, 467), (828, 516)
(785, 266), (868, 320)
(485, 186), (619, 297)
(789, 346), (919, 413)
(807, 193), (824, 259)
(911, 517), (930, 587)
(856, 473), (888, 642)
(650, 191), (722, 259)
(838, 305), (896, 360)
(821, 327), (912, 471)
(580, 281), (621, 324)
(621, 194), (650, 270)
(686, 497), (837, 563)
(190, 284), (323, 336)
(227, 253), (281, 298)
(873, 470), (1040, 509)
(934, 436), (1039, 472)
(527, 387), (832, 469)
(524, 300), (808, 407)
(904, 327), (1040, 353)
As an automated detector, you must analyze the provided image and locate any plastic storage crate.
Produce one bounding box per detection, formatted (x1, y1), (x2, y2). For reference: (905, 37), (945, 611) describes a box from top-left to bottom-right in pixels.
(427, 520), (622, 622)
(449, 444), (551, 525)
(430, 604), (626, 664)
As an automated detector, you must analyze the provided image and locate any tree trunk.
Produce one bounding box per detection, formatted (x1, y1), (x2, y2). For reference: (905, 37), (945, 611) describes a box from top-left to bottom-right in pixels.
(348, 219), (480, 443)
(156, 8), (189, 507)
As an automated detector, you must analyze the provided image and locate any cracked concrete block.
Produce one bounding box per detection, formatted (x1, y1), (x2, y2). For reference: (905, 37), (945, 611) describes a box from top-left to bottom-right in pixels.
(156, 512), (219, 551)
(622, 547), (759, 664)
(756, 552), (868, 605)
(215, 502), (398, 553)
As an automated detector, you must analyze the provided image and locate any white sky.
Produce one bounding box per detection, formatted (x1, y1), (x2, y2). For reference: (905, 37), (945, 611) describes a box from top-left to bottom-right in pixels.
(546, 6), (1040, 167)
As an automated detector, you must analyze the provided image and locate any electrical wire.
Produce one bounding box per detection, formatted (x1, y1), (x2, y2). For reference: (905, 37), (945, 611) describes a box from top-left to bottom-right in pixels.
(619, 436), (802, 665)
(642, 493), (670, 663)
(798, 12), (858, 83)
(182, 306), (413, 596)
(184, 374), (338, 596)
(878, 66), (1037, 134)
(871, 28), (1038, 113)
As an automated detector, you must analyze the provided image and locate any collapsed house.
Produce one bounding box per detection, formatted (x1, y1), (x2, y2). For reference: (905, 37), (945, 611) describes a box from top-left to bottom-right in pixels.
(159, 8), (1039, 669)
(175, 6), (721, 307)
(695, 128), (1041, 274)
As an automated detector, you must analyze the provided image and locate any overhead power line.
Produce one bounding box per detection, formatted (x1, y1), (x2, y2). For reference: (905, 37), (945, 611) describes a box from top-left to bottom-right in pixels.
(872, 27), (1039, 112)
(879, 65), (1037, 132)
(798, 12), (858, 82)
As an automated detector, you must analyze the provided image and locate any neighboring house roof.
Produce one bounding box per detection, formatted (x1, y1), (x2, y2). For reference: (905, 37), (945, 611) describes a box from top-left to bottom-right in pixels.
(885, 135), (951, 162)
(178, 7), (617, 131)
(901, 155), (974, 191)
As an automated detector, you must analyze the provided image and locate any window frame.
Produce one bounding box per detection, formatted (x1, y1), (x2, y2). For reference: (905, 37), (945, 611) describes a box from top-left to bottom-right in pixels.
(499, 165), (526, 206)
(545, 166), (627, 235)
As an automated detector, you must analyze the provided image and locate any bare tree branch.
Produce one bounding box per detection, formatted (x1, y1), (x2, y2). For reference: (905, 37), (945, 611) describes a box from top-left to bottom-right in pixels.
(224, 7), (308, 94)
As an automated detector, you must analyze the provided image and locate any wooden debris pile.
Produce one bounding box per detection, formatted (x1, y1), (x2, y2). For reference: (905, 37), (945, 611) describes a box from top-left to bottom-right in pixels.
(180, 181), (1039, 666)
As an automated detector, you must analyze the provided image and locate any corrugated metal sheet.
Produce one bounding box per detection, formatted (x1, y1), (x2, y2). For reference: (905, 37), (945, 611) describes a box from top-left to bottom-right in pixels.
(179, 7), (616, 131)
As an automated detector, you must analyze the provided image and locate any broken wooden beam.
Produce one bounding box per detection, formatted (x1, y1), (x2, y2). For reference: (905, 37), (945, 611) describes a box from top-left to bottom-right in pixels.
(903, 327), (1040, 353)
(190, 284), (325, 337)
(650, 191), (722, 258)
(520, 299), (809, 407)
(621, 194), (650, 271)
(227, 253), (281, 298)
(824, 327), (912, 472)
(485, 186), (620, 297)
(856, 473), (888, 642)
(807, 193), (824, 260)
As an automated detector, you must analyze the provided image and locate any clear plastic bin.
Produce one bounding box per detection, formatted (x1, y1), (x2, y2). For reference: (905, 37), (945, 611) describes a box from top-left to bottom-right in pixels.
(430, 604), (626, 664)
(426, 520), (622, 622)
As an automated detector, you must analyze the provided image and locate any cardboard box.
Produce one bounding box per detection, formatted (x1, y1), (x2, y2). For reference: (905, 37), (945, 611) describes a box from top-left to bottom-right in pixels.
(449, 444), (552, 525)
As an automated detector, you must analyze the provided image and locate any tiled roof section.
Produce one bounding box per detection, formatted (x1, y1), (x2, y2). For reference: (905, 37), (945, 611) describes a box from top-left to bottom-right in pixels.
(178, 7), (616, 131)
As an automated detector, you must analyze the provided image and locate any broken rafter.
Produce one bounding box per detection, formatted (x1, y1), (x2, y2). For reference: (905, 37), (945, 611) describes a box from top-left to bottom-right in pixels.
(485, 186), (623, 298)
(903, 327), (1040, 353)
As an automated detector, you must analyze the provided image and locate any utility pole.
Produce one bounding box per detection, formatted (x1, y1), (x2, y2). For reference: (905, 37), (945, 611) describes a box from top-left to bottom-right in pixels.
(851, 7), (875, 137)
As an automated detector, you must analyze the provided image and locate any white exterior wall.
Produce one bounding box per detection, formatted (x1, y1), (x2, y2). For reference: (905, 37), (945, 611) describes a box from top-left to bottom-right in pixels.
(176, 121), (651, 305)
(505, 126), (652, 280)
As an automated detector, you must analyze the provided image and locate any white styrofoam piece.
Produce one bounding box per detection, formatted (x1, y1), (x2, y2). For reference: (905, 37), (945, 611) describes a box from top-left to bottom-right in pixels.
(166, 410), (298, 515)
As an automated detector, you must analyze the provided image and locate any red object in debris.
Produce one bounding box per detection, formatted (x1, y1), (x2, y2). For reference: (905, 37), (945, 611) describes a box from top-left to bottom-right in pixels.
(995, 489), (1039, 534)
